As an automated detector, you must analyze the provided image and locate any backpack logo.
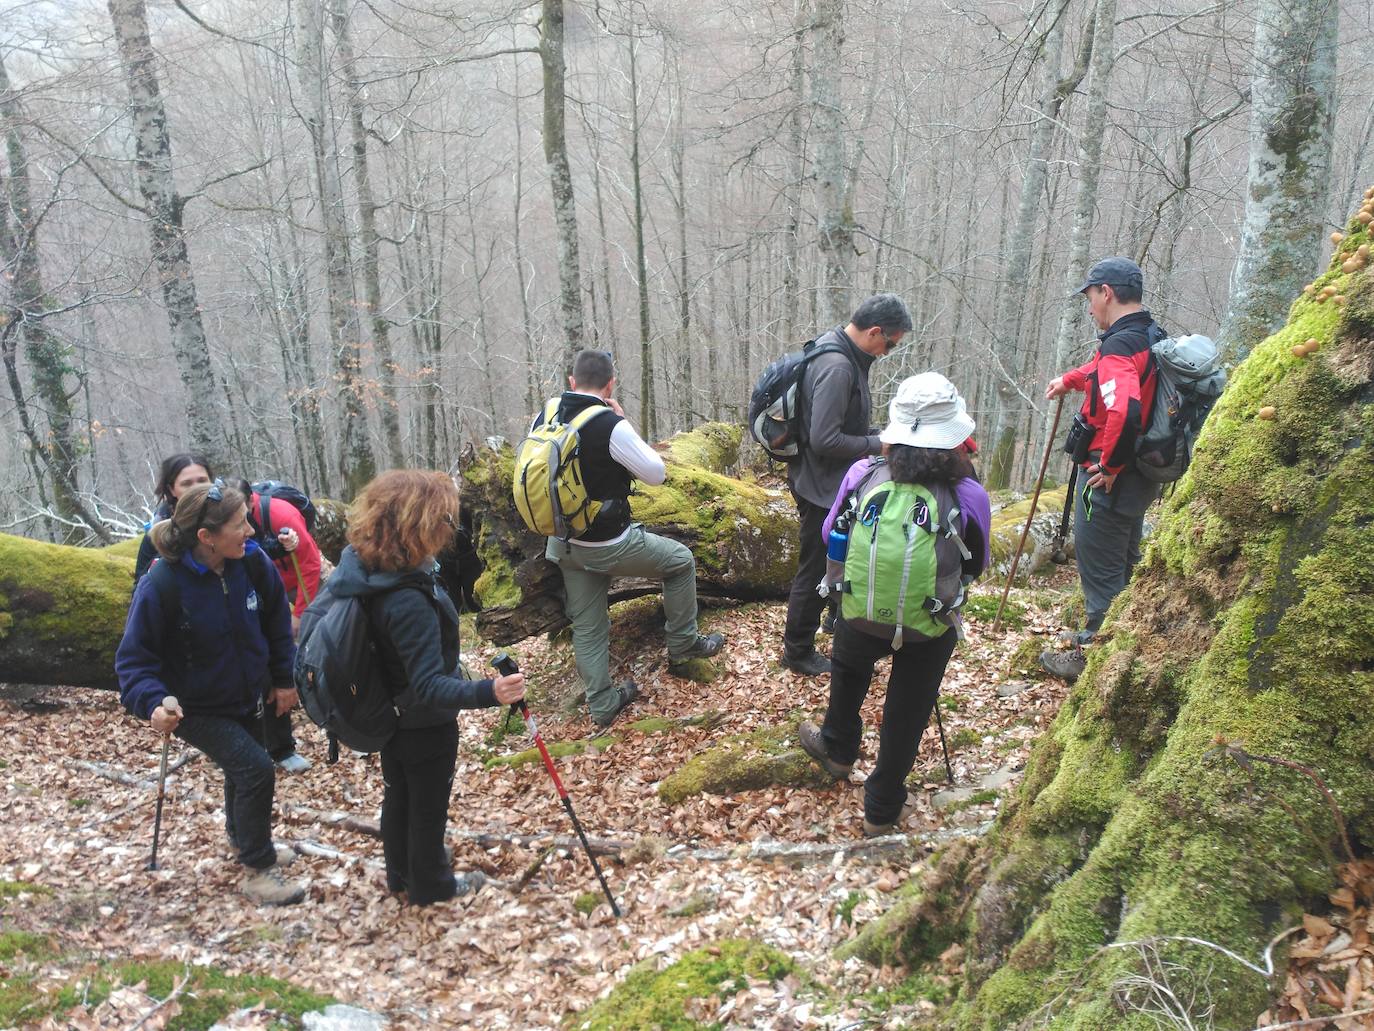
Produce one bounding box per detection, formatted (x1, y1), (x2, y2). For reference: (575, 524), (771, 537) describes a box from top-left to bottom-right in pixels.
(246, 590), (258, 611)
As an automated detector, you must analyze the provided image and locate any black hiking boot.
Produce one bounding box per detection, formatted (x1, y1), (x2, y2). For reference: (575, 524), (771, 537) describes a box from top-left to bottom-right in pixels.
(592, 680), (641, 729)
(668, 632), (725, 671)
(781, 650), (831, 676)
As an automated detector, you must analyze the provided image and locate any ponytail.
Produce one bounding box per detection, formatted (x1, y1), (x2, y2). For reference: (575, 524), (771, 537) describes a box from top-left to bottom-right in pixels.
(148, 519), (183, 560)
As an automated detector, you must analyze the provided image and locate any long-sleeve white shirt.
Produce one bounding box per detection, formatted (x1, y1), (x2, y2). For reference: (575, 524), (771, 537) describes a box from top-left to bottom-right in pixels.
(565, 391), (664, 546)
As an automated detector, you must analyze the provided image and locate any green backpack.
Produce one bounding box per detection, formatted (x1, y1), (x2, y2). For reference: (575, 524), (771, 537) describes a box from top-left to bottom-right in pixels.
(838, 462), (971, 648)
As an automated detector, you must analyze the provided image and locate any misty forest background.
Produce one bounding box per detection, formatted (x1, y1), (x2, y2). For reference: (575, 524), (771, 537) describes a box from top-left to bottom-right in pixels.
(1, 0), (1368, 543)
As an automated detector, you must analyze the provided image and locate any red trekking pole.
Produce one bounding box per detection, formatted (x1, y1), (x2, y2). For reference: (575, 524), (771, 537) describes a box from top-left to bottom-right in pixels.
(492, 654), (620, 917)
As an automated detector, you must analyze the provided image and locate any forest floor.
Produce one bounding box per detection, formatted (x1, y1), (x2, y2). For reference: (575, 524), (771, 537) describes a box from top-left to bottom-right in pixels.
(2, 572), (1077, 1030)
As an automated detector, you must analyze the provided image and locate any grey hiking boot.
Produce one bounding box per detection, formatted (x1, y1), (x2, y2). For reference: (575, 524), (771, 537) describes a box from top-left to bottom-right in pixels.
(798, 721), (852, 780)
(275, 752), (313, 774)
(592, 680), (641, 729)
(782, 650), (831, 676)
(862, 793), (920, 838)
(454, 871), (487, 898)
(1040, 647), (1087, 681)
(669, 632), (725, 670)
(242, 865), (306, 906)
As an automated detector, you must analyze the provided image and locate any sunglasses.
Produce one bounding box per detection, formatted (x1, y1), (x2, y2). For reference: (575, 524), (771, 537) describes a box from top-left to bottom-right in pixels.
(191, 481), (226, 536)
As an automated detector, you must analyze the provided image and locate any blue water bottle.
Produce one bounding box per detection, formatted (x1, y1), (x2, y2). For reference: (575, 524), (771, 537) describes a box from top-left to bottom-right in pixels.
(820, 515), (850, 598)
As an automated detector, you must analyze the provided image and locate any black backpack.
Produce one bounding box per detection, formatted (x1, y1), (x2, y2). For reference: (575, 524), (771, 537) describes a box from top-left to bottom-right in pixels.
(251, 481), (317, 561)
(748, 339), (854, 462)
(294, 581), (422, 761)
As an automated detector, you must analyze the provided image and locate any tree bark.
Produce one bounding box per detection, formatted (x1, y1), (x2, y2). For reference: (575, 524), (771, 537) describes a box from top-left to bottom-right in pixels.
(812, 0), (852, 325)
(293, 0), (376, 497)
(540, 0), (585, 367)
(1220, 0), (1339, 360)
(627, 31), (656, 440)
(106, 0), (224, 468)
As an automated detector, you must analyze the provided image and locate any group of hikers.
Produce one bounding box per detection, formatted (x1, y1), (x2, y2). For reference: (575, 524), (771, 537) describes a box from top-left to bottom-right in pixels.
(115, 255), (1183, 908)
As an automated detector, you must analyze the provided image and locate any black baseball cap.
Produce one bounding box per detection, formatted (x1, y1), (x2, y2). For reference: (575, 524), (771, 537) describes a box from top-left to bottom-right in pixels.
(1075, 256), (1143, 295)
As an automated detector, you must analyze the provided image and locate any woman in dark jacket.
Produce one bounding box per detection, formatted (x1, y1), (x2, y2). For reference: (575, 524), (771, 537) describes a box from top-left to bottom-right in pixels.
(330, 469), (525, 905)
(132, 453), (215, 584)
(116, 483), (305, 906)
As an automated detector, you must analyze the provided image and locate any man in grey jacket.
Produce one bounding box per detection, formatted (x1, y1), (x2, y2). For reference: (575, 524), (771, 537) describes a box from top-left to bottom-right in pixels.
(782, 293), (912, 675)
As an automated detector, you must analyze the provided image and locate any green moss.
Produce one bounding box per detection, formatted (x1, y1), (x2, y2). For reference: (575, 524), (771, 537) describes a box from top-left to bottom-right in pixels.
(0, 931), (55, 960)
(0, 880), (51, 901)
(100, 537), (142, 559)
(950, 728), (980, 750)
(962, 593), (1026, 628)
(0, 974), (49, 1027)
(105, 960), (336, 1030)
(837, 890), (863, 927)
(657, 717), (831, 804)
(487, 735), (614, 769)
(566, 939), (794, 1030)
(573, 891), (601, 915)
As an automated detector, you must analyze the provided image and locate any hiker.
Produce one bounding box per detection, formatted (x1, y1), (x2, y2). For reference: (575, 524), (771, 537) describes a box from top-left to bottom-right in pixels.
(329, 469), (526, 905)
(531, 349), (723, 728)
(797, 373), (991, 837)
(132, 453), (215, 584)
(116, 483), (306, 906)
(1041, 257), (1165, 682)
(234, 480), (323, 774)
(782, 294), (911, 676)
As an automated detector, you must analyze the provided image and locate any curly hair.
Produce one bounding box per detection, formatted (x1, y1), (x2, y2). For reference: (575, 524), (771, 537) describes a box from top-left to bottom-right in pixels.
(149, 483), (246, 560)
(886, 444), (975, 486)
(347, 469), (460, 572)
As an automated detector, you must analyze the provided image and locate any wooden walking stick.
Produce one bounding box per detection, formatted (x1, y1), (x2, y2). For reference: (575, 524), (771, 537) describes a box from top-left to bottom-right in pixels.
(992, 397), (1065, 634)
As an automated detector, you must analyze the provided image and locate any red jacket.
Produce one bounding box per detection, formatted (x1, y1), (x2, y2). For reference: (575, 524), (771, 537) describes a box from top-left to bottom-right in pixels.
(1060, 310), (1162, 475)
(251, 494), (321, 619)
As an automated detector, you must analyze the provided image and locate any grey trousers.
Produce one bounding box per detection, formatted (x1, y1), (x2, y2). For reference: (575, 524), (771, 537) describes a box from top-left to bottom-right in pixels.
(1073, 470), (1156, 632)
(546, 526), (700, 721)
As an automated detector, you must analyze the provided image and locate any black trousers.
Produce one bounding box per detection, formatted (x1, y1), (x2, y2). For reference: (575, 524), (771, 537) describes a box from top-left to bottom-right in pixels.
(783, 490), (831, 660)
(259, 706), (297, 761)
(379, 722), (459, 905)
(821, 617), (958, 825)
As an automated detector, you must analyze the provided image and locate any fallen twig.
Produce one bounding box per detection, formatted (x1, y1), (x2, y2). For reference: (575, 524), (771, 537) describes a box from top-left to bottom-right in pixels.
(124, 969), (191, 1031)
(1251, 1007), (1374, 1030)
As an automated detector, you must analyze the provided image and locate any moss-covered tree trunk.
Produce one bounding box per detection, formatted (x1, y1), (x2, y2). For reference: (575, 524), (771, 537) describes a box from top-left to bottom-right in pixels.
(877, 201), (1374, 1030)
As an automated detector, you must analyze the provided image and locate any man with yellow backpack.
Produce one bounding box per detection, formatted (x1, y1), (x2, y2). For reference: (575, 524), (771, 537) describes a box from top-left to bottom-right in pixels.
(514, 349), (724, 728)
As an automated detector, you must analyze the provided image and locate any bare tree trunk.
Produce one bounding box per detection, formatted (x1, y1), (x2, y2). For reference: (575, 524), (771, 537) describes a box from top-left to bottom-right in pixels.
(812, 0), (852, 325)
(106, 0), (224, 468)
(782, 0), (809, 340)
(1220, 0), (1338, 360)
(986, 1), (1091, 490)
(333, 5), (404, 468)
(0, 54), (85, 539)
(673, 73), (693, 429)
(541, 0), (585, 367)
(293, 0), (375, 497)
(511, 48), (539, 415)
(1050, 0), (1119, 372)
(626, 32), (655, 439)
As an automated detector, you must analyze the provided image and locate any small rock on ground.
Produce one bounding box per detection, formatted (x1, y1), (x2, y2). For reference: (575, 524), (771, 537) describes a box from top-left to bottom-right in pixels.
(996, 680), (1030, 698)
(301, 1004), (389, 1031)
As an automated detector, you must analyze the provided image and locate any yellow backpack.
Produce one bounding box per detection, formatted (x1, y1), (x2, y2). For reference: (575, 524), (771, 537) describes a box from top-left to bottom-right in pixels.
(512, 399), (608, 542)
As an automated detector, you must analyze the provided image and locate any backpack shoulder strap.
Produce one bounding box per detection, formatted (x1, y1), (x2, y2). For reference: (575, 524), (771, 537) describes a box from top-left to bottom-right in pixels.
(147, 559), (180, 624)
(259, 493), (273, 538)
(541, 397), (562, 427)
(566, 402), (611, 433)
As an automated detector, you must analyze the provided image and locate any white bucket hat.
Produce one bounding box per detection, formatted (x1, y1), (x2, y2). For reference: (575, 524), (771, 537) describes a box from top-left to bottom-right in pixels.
(879, 372), (976, 450)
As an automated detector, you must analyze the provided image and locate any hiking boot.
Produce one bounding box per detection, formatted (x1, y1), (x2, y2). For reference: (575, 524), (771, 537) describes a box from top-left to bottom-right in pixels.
(275, 752), (313, 774)
(592, 681), (641, 729)
(668, 632), (725, 669)
(454, 871), (487, 898)
(781, 650), (831, 676)
(862, 793), (920, 838)
(1040, 647), (1087, 681)
(226, 836), (297, 868)
(242, 866), (306, 906)
(797, 721), (852, 780)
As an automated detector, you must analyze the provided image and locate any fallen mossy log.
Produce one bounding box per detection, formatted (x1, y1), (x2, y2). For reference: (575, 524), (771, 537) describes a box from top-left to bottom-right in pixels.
(854, 218), (1374, 1029)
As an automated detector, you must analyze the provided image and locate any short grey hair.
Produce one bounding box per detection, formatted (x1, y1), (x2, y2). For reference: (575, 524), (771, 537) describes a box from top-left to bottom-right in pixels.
(851, 293), (913, 333)
(570, 349), (615, 389)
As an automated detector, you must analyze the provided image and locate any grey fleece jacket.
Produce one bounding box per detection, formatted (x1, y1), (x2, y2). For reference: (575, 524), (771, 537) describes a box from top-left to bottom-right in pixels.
(789, 327), (883, 507)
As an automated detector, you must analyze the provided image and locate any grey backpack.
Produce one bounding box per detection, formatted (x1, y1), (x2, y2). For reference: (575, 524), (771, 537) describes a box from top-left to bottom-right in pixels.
(1136, 334), (1226, 484)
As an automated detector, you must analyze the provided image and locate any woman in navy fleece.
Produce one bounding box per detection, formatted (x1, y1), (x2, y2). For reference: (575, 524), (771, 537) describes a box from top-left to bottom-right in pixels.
(116, 483), (305, 906)
(329, 469), (525, 905)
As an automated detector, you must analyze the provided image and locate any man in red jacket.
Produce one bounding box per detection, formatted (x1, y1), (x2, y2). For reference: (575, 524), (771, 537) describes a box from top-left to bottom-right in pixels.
(242, 483), (323, 771)
(1041, 257), (1165, 681)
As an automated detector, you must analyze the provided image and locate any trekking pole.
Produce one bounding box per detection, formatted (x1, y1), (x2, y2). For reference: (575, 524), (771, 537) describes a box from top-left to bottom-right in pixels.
(287, 549), (313, 606)
(992, 397), (1065, 635)
(1050, 463), (1080, 565)
(932, 697), (955, 785)
(492, 654), (621, 917)
(147, 696), (179, 871)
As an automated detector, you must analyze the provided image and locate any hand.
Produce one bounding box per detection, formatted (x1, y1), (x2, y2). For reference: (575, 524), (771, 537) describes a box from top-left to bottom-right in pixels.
(1085, 463), (1117, 492)
(1046, 376), (1071, 400)
(278, 528), (299, 553)
(151, 697), (183, 735)
(605, 396), (626, 417)
(268, 685), (298, 716)
(493, 672), (526, 705)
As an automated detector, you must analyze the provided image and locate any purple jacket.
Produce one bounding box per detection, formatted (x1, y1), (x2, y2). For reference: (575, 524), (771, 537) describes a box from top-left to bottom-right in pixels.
(822, 457), (992, 578)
